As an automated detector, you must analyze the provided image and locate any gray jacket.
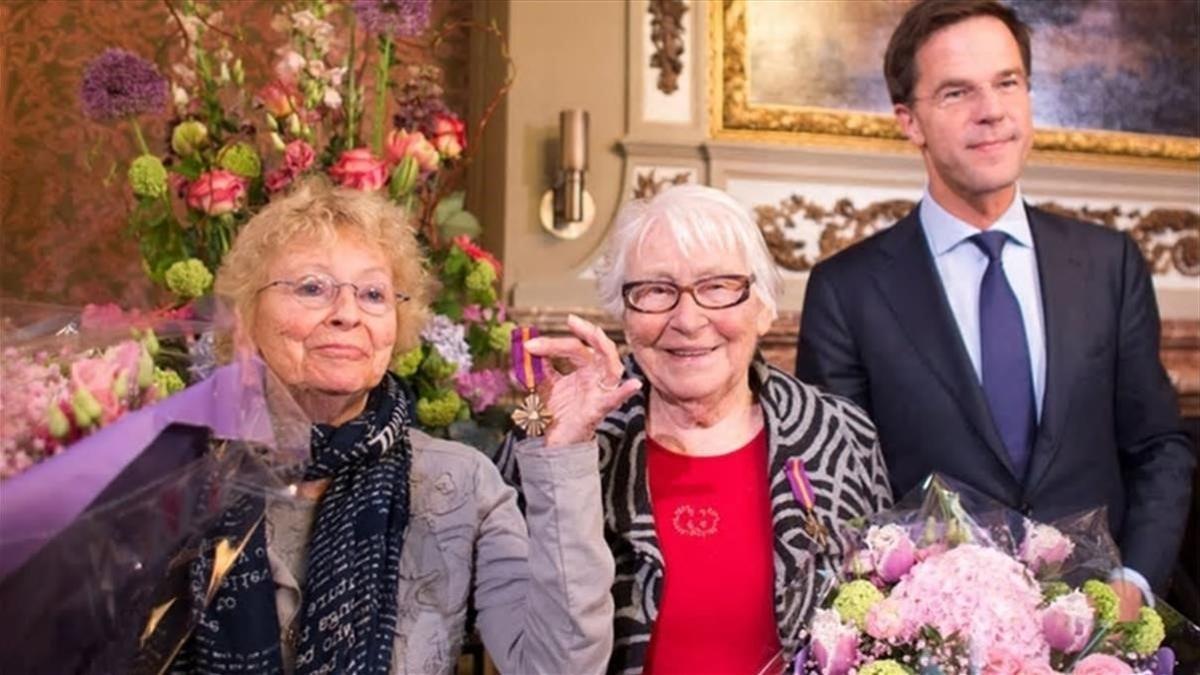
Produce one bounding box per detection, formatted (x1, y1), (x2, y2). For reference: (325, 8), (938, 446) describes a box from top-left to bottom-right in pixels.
(266, 429), (615, 674)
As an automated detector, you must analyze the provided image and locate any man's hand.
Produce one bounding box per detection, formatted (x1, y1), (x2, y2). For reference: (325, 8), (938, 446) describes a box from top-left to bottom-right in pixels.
(1109, 579), (1143, 622)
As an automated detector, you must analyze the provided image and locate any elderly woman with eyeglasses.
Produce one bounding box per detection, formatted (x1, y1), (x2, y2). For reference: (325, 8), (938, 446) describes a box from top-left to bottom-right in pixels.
(172, 179), (614, 674)
(494, 184), (892, 674)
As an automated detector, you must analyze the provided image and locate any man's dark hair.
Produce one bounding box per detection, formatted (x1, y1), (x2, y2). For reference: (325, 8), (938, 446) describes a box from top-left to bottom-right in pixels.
(883, 0), (1032, 105)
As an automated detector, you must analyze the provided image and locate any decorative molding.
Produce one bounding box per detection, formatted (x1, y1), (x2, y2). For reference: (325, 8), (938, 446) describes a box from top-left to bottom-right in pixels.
(648, 0), (688, 95)
(752, 195), (1200, 277)
(708, 0), (1200, 164)
(755, 196), (915, 272)
(632, 168), (693, 199)
(508, 307), (1200, 418)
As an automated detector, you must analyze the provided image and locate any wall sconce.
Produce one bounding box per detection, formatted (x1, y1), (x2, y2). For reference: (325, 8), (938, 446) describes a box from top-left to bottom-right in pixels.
(539, 109), (595, 239)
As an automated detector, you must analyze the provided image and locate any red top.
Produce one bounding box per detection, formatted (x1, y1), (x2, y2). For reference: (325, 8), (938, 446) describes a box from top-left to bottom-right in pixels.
(643, 428), (781, 675)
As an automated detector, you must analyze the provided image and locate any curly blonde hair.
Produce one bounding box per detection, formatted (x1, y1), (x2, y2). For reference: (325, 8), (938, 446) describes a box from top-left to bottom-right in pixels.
(214, 177), (432, 356)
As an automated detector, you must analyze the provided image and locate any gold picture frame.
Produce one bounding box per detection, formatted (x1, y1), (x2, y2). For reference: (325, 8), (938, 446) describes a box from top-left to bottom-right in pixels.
(709, 0), (1200, 165)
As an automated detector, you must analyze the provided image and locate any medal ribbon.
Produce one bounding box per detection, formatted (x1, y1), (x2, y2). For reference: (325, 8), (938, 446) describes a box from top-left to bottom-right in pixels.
(510, 326), (546, 391)
(785, 456), (817, 512)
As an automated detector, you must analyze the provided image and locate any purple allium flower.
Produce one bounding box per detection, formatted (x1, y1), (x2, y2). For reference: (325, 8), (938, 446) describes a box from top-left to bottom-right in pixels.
(351, 0), (432, 38)
(81, 48), (168, 122)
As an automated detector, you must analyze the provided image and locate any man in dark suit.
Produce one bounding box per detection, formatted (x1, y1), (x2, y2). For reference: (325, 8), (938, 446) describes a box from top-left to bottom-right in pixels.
(796, 0), (1194, 618)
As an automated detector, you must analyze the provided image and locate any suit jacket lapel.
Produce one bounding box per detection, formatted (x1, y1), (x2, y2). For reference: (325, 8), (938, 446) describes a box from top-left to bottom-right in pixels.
(871, 209), (1016, 475)
(1024, 207), (1085, 493)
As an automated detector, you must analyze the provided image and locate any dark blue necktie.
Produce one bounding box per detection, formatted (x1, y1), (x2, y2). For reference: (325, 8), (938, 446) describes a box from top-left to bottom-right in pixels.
(970, 231), (1036, 479)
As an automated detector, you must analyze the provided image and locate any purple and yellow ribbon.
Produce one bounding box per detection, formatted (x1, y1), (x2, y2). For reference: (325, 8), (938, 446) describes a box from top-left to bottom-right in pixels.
(785, 456), (830, 548)
(510, 325), (547, 391)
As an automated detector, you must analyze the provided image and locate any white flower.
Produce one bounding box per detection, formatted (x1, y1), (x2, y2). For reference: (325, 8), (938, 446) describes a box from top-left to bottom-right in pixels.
(290, 10), (321, 36)
(323, 87), (343, 110)
(326, 66), (347, 87)
(172, 84), (190, 110)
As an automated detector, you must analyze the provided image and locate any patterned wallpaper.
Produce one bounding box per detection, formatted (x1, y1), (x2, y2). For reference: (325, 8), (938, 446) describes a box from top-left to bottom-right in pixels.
(0, 0), (468, 307)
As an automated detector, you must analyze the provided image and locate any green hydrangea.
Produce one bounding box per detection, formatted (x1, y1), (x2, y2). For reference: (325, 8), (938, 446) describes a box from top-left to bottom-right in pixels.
(164, 259), (213, 299)
(153, 368), (186, 397)
(390, 347), (424, 378)
(421, 351), (459, 380)
(416, 390), (463, 429)
(1126, 607), (1165, 655)
(1082, 579), (1119, 627)
(217, 141), (262, 178)
(488, 321), (516, 353)
(128, 154), (168, 198)
(465, 262), (497, 303)
(833, 579), (884, 629)
(170, 120), (208, 156)
(1041, 581), (1073, 605)
(858, 660), (908, 675)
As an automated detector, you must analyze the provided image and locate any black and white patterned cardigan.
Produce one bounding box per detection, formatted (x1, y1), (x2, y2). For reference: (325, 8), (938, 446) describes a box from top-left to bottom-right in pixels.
(494, 355), (893, 674)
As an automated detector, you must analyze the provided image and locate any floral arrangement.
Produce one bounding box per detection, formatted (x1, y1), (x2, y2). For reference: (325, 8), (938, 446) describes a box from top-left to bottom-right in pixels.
(0, 305), (191, 480)
(79, 0), (516, 435)
(801, 479), (1182, 675)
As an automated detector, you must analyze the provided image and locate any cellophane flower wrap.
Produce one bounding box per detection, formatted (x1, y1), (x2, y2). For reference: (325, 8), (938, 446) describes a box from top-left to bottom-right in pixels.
(794, 475), (1196, 675)
(79, 0), (516, 437)
(0, 303), (323, 673)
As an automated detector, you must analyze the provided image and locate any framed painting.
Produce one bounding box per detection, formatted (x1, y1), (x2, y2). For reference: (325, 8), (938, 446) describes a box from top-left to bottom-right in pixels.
(709, 0), (1200, 163)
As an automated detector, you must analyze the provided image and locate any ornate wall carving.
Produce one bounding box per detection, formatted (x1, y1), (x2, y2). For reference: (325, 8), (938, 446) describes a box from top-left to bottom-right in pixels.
(647, 0), (687, 95)
(632, 168), (692, 199)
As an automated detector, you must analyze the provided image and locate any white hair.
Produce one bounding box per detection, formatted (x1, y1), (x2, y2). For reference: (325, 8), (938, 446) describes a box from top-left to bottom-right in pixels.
(594, 183), (782, 318)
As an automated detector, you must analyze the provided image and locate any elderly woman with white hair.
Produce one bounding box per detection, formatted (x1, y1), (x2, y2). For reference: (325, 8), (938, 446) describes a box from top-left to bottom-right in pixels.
(495, 184), (892, 674)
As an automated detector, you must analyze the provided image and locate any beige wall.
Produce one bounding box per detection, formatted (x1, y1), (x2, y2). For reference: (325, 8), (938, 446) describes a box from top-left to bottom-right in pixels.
(470, 0), (629, 309)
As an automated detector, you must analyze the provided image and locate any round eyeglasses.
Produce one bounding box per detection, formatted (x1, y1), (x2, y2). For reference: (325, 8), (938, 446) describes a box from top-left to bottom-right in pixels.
(621, 274), (755, 314)
(259, 273), (409, 316)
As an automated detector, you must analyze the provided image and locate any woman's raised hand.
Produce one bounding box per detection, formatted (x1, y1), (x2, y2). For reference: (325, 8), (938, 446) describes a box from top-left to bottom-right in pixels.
(524, 314), (642, 448)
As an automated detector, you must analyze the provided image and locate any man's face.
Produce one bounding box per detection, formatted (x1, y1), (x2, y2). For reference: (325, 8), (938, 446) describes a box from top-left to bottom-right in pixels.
(894, 16), (1034, 207)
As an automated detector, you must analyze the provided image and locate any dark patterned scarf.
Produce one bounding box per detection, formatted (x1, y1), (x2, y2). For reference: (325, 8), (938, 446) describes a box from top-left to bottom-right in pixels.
(173, 373), (412, 674)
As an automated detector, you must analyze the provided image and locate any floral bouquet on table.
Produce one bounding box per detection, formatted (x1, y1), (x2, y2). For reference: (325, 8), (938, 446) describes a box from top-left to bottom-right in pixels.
(798, 475), (1194, 675)
(79, 0), (516, 437)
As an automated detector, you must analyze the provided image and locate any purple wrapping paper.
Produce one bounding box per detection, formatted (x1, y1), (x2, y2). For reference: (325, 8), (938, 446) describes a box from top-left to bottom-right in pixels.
(0, 359), (276, 579)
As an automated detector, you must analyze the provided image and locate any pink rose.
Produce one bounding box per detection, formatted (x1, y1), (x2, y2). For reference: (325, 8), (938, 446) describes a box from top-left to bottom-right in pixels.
(1020, 522), (1075, 573)
(431, 112), (466, 159)
(865, 524), (917, 582)
(864, 599), (908, 642)
(70, 357), (122, 423)
(327, 148), (388, 191)
(258, 81), (296, 118)
(284, 139), (315, 173)
(1072, 654), (1134, 675)
(186, 170), (246, 215)
(264, 167), (293, 194)
(809, 609), (859, 675)
(1042, 591), (1094, 653)
(384, 129), (440, 172)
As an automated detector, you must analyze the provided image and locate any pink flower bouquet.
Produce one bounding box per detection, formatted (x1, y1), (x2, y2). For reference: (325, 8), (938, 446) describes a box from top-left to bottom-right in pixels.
(0, 301), (200, 480)
(795, 475), (1191, 675)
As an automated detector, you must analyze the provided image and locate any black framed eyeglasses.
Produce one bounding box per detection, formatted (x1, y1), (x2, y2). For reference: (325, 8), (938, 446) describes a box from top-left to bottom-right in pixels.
(621, 274), (756, 314)
(258, 273), (409, 316)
